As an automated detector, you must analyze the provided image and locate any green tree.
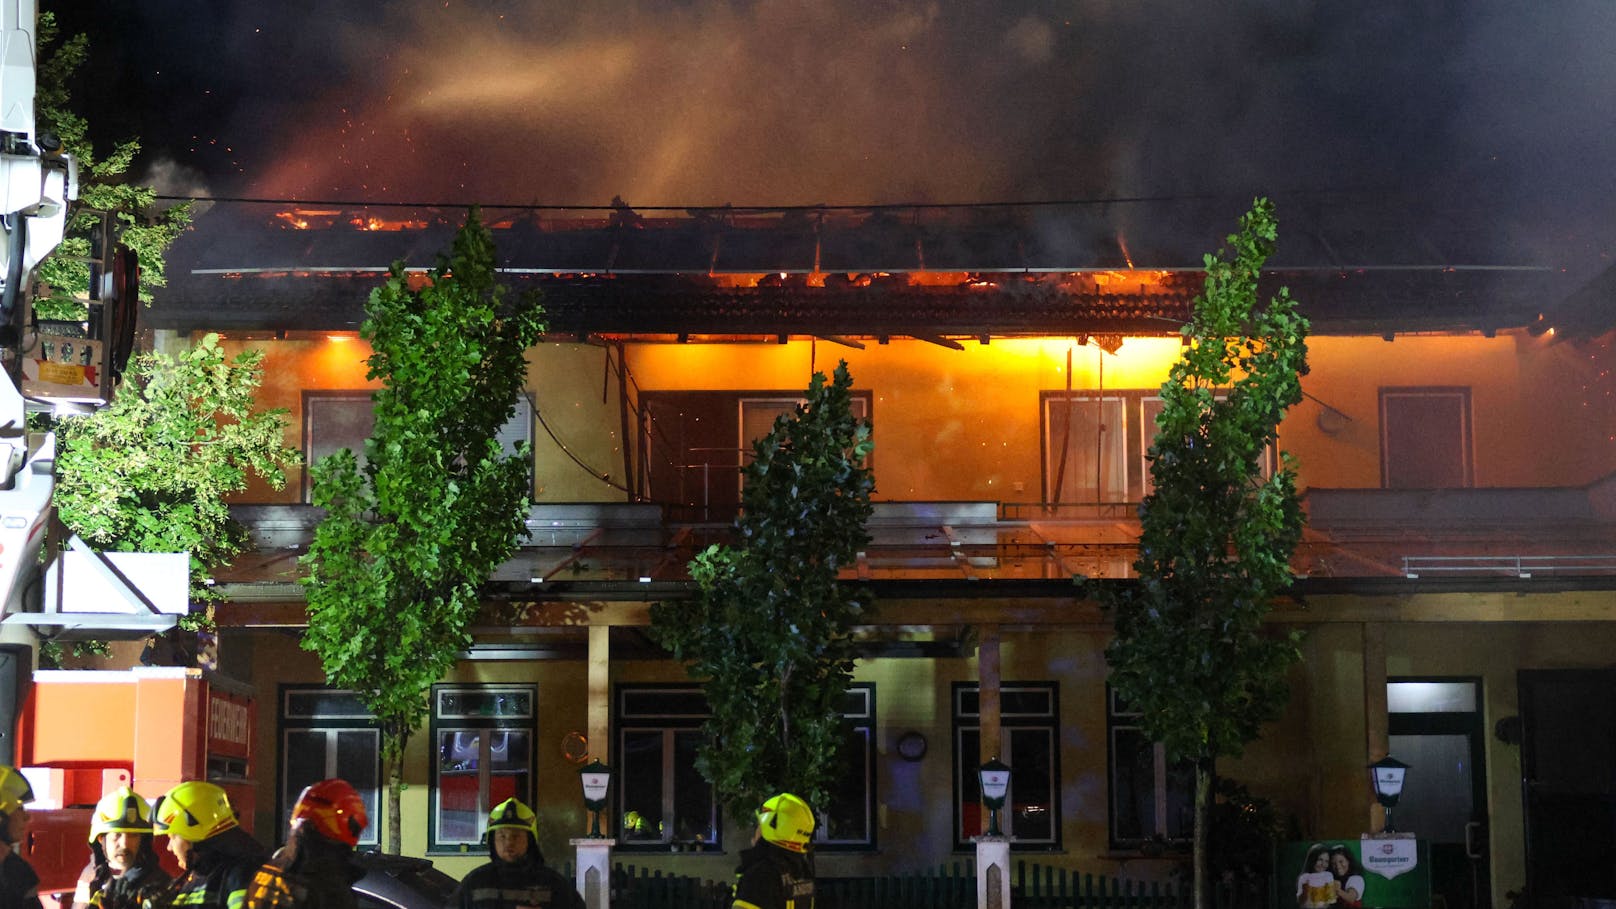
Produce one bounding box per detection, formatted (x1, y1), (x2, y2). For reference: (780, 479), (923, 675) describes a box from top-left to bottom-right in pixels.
(1098, 198), (1309, 908)
(301, 209), (544, 853)
(649, 362), (875, 826)
(33, 10), (191, 319)
(52, 333), (300, 620)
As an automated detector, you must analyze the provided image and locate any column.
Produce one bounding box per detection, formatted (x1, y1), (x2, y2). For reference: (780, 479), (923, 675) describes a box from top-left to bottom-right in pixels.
(1363, 622), (1388, 833)
(575, 625), (614, 909)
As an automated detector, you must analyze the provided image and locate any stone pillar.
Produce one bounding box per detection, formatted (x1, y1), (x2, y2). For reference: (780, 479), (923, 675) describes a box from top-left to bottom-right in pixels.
(973, 835), (1011, 909)
(571, 838), (615, 909)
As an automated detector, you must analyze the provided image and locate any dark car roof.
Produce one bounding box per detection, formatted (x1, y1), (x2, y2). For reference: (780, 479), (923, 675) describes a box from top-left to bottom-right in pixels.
(352, 852), (457, 909)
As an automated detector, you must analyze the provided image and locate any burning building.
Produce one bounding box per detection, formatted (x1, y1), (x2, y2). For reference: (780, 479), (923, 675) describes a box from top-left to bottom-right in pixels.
(13, 197), (1616, 909)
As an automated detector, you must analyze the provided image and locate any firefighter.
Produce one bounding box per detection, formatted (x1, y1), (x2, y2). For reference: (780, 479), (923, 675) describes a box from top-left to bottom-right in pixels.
(450, 798), (582, 909)
(151, 781), (268, 909)
(0, 766), (41, 909)
(244, 779), (368, 909)
(731, 793), (815, 909)
(70, 786), (172, 909)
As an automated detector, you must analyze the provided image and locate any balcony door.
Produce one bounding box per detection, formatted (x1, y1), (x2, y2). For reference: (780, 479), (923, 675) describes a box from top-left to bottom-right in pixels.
(1380, 388), (1472, 488)
(640, 390), (870, 522)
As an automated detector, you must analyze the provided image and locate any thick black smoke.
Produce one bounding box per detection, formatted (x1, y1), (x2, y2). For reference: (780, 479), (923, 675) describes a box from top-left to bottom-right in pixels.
(56, 0), (1616, 284)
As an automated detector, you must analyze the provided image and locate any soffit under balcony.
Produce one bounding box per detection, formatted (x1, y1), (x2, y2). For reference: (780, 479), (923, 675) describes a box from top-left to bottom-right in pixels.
(211, 495), (1616, 630)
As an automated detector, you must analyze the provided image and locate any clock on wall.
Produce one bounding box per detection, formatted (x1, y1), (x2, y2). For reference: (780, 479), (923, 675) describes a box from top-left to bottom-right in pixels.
(896, 731), (927, 762)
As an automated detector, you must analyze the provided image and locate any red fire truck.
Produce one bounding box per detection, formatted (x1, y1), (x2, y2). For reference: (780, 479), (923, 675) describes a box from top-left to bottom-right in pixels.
(13, 668), (256, 895)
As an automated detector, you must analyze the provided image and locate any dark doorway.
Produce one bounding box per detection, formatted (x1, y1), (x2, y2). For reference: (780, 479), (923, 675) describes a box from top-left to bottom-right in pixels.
(1519, 669), (1616, 908)
(1387, 678), (1489, 909)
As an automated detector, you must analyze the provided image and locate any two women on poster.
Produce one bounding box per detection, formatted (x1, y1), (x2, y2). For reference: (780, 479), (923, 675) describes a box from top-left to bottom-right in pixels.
(1296, 843), (1366, 909)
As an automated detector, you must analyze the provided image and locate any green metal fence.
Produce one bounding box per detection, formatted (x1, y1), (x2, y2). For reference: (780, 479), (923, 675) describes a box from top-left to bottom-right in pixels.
(1015, 862), (1181, 909)
(561, 858), (1268, 909)
(818, 861), (976, 909)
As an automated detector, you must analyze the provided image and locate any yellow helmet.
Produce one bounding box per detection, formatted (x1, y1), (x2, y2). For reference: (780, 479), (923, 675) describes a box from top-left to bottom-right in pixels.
(486, 797), (537, 839)
(153, 781), (238, 843)
(0, 766), (33, 815)
(89, 787), (153, 843)
(757, 793), (815, 853)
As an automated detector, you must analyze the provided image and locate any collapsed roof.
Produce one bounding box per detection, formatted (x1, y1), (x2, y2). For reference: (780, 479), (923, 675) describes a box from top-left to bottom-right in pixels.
(150, 199), (1568, 340)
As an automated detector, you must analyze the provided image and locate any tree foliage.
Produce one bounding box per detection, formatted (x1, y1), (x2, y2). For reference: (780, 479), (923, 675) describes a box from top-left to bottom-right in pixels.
(300, 210), (543, 851)
(649, 362), (875, 826)
(53, 334), (299, 611)
(33, 10), (191, 318)
(1097, 199), (1309, 907)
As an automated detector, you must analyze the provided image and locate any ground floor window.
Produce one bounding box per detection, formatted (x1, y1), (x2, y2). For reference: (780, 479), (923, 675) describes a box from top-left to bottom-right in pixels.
(277, 686), (381, 848)
(615, 684), (877, 851)
(953, 682), (1061, 849)
(816, 685), (876, 849)
(428, 684), (536, 852)
(1107, 686), (1194, 848)
(616, 686), (719, 850)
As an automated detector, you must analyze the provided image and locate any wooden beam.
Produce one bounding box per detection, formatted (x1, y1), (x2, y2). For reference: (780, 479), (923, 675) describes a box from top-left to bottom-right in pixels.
(588, 625), (610, 766)
(1363, 623), (1389, 833)
(977, 623), (1002, 836)
(216, 588), (1616, 629)
(1271, 589), (1616, 623)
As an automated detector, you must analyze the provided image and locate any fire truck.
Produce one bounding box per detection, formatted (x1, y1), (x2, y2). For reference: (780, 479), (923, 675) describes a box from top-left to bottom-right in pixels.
(0, 0), (225, 896)
(13, 667), (257, 894)
(0, 0), (79, 623)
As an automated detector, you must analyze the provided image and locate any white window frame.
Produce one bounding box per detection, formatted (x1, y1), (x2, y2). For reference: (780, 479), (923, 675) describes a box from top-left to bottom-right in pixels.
(615, 686), (720, 851)
(1106, 686), (1194, 848)
(737, 396), (872, 497)
(428, 684), (536, 853)
(278, 687), (382, 848)
(952, 682), (1061, 850)
(303, 390), (535, 501)
(815, 685), (876, 849)
(1043, 394), (1130, 504)
(1140, 394), (1276, 498)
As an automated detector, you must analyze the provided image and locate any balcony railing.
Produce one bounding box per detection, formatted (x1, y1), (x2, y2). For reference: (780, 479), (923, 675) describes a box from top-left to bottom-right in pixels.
(1402, 555), (1616, 579)
(220, 483), (1616, 591)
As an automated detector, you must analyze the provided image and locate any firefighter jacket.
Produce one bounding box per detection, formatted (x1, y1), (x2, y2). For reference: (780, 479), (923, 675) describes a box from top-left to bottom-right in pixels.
(0, 850), (42, 909)
(731, 842), (813, 909)
(151, 829), (268, 909)
(69, 847), (173, 909)
(451, 835), (582, 909)
(243, 829), (362, 909)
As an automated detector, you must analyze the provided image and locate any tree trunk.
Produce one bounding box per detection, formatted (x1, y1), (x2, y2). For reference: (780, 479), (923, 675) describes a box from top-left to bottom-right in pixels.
(387, 754), (403, 855)
(1193, 760), (1211, 909)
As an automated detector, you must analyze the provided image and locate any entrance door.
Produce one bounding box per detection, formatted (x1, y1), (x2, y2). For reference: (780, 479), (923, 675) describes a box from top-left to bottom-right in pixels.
(1387, 679), (1490, 909)
(1519, 669), (1616, 907)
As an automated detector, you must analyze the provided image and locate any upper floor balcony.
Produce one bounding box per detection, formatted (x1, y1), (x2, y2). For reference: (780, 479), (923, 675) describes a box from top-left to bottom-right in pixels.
(216, 474), (1616, 621)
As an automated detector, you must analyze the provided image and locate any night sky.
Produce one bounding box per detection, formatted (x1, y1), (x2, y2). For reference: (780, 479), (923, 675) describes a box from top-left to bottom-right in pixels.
(51, 0), (1616, 285)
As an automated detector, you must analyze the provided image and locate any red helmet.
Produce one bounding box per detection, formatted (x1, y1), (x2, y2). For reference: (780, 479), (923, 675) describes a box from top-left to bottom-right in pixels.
(291, 779), (368, 847)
